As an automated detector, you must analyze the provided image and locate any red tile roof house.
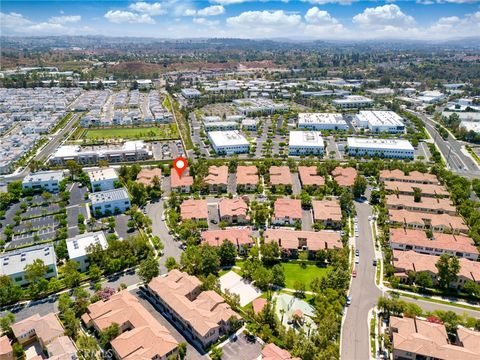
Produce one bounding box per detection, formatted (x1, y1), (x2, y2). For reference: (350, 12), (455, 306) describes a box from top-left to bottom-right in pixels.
(236, 165), (259, 193)
(388, 209), (469, 235)
(81, 290), (178, 360)
(312, 200), (342, 229)
(136, 168), (162, 187)
(393, 250), (480, 289)
(265, 228), (342, 258)
(261, 343), (301, 360)
(383, 180), (449, 198)
(269, 166), (293, 193)
(0, 335), (13, 360)
(390, 316), (480, 360)
(218, 197), (250, 224)
(379, 169), (439, 184)
(170, 168), (194, 193)
(272, 198), (302, 226)
(204, 165), (228, 193)
(332, 166), (357, 187)
(180, 199), (208, 221)
(298, 166), (325, 189)
(389, 228), (479, 261)
(252, 298), (268, 315)
(146, 270), (242, 349)
(11, 313), (64, 347)
(201, 227), (254, 254)
(385, 194), (457, 216)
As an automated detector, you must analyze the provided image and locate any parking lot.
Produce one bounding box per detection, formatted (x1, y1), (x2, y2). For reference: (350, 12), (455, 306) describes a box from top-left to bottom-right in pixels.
(152, 140), (184, 160)
(221, 331), (262, 360)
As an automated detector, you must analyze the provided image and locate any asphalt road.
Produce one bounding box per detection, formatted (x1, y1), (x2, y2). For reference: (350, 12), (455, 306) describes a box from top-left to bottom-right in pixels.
(412, 111), (480, 178)
(341, 201), (383, 360)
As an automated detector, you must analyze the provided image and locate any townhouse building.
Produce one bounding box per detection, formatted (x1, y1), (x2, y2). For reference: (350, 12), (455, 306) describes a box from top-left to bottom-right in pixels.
(272, 199), (302, 226)
(218, 197), (250, 224)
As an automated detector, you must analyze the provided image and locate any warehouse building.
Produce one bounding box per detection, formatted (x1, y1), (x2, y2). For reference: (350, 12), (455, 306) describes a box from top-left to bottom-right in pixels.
(297, 113), (348, 131)
(289, 131), (324, 156)
(207, 130), (250, 155)
(332, 95), (374, 109)
(354, 111), (405, 133)
(347, 137), (414, 159)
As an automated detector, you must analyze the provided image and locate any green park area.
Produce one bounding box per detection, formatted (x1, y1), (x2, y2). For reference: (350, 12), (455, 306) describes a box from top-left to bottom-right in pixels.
(282, 262), (330, 291)
(83, 124), (179, 140)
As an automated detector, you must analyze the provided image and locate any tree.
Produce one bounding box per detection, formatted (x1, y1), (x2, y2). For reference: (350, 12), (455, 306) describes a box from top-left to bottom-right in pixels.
(261, 242), (280, 265)
(165, 256), (179, 271)
(63, 308), (80, 339)
(63, 260), (81, 288)
(65, 160), (82, 180)
(415, 271), (433, 290)
(178, 342), (187, 360)
(0, 311), (15, 335)
(210, 346), (223, 360)
(252, 266), (272, 290)
(88, 264), (102, 282)
(181, 244), (220, 276)
(77, 335), (99, 360)
(300, 190), (312, 209)
(55, 239), (68, 260)
(58, 293), (74, 315)
(436, 254), (460, 288)
(352, 175), (367, 199)
(413, 187), (422, 203)
(218, 240), (237, 266)
(138, 256), (159, 283)
(463, 280), (480, 297)
(0, 275), (22, 306)
(100, 323), (120, 348)
(299, 251), (309, 268)
(24, 258), (48, 282)
(271, 264), (285, 287)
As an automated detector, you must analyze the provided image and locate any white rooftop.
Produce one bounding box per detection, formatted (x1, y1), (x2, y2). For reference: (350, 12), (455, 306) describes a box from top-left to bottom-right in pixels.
(0, 244), (56, 276)
(207, 130), (249, 147)
(89, 187), (129, 205)
(88, 167), (118, 182)
(23, 170), (64, 184)
(289, 131), (325, 147)
(347, 137), (414, 151)
(66, 231), (108, 259)
(298, 113), (346, 125)
(356, 111), (404, 126)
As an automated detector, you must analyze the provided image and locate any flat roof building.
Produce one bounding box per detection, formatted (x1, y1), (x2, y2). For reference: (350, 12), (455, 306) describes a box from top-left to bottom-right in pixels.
(0, 244), (57, 285)
(22, 170), (65, 193)
(354, 111), (405, 134)
(88, 167), (118, 192)
(297, 113), (348, 131)
(289, 131), (324, 156)
(66, 231), (108, 272)
(181, 88), (201, 98)
(89, 187), (130, 216)
(347, 137), (414, 159)
(207, 130), (250, 155)
(333, 95), (374, 109)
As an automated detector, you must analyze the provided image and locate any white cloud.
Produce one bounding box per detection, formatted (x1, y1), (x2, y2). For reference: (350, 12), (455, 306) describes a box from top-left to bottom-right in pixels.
(227, 10), (301, 28)
(104, 10), (155, 24)
(305, 7), (339, 25)
(0, 12), (33, 28)
(429, 11), (480, 36)
(210, 0), (254, 4)
(128, 2), (165, 16)
(49, 15), (81, 24)
(197, 5), (225, 16)
(193, 17), (220, 26)
(353, 4), (415, 28)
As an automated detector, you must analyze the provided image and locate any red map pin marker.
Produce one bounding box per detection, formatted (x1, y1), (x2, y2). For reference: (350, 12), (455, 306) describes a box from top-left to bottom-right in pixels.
(173, 157), (188, 179)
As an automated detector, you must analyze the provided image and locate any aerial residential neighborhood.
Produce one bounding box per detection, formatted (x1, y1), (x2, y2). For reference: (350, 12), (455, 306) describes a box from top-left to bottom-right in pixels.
(1, 1), (480, 360)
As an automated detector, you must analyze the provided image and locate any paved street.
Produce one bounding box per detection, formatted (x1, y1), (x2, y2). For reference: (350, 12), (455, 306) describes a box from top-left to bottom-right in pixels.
(341, 201), (382, 360)
(145, 200), (183, 273)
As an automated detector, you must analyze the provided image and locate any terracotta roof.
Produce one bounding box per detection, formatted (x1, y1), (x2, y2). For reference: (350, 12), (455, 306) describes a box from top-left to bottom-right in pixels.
(264, 229), (343, 251)
(262, 343), (301, 360)
(298, 166), (325, 187)
(148, 270), (241, 338)
(269, 166), (292, 186)
(393, 250), (480, 282)
(390, 228), (478, 256)
(332, 167), (357, 187)
(252, 298), (268, 315)
(312, 200), (342, 222)
(201, 228), (254, 247)
(0, 336), (12, 356)
(47, 336), (77, 359)
(204, 165), (228, 186)
(180, 199), (208, 220)
(380, 169), (438, 184)
(218, 198), (249, 218)
(236, 166), (259, 186)
(11, 313), (64, 345)
(274, 199), (302, 220)
(457, 327), (480, 355)
(170, 168), (193, 188)
(385, 194), (456, 214)
(388, 209), (468, 233)
(390, 316), (480, 360)
(136, 168), (162, 187)
(383, 181), (449, 197)
(82, 291), (178, 359)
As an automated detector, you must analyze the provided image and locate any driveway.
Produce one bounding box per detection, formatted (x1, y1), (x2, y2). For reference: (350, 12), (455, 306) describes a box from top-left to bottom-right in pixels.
(291, 172), (301, 196)
(301, 209), (313, 231)
(221, 331), (262, 360)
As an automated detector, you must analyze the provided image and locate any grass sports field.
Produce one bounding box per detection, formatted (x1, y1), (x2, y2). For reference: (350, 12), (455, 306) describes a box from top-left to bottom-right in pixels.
(83, 124), (179, 140)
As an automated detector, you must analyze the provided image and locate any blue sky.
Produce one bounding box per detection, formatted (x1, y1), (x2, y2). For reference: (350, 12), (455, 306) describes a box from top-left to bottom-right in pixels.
(1, 1), (480, 40)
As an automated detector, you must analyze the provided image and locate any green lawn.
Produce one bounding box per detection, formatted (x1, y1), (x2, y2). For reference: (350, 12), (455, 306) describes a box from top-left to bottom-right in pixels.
(282, 262), (330, 291)
(83, 124), (179, 140)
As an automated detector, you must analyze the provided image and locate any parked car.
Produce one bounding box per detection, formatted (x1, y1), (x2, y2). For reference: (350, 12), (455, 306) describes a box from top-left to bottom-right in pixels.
(352, 270), (357, 278)
(355, 257), (359, 264)
(373, 259), (377, 266)
(355, 249), (359, 256)
(346, 296), (352, 306)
